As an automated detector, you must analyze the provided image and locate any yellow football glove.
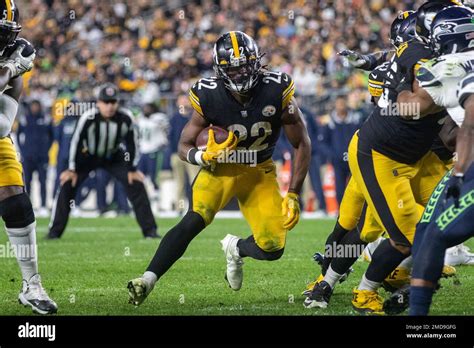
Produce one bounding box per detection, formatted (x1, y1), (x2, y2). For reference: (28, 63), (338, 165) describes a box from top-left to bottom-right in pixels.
(202, 129), (238, 165)
(282, 192), (300, 230)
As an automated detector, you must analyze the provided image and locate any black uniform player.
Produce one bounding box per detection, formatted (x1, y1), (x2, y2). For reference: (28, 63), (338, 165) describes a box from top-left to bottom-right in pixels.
(304, 10), (424, 310)
(347, 1), (458, 314)
(128, 31), (311, 306)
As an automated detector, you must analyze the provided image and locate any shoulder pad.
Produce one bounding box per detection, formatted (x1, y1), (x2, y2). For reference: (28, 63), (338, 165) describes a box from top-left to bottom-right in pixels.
(416, 65), (441, 87)
(260, 71), (295, 109)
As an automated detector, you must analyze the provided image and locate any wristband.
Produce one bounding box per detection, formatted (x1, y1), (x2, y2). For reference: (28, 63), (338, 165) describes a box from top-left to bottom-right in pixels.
(187, 148), (206, 166)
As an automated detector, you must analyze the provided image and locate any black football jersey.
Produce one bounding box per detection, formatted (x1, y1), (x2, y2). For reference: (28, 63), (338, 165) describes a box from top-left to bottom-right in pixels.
(368, 61), (390, 104)
(358, 41), (447, 164)
(189, 71), (295, 163)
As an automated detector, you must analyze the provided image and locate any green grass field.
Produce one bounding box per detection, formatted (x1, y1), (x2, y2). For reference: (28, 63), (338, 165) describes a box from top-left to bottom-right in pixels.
(0, 217), (472, 316)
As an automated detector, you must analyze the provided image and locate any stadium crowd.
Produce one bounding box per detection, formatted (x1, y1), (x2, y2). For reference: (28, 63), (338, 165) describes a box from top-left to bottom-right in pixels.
(13, 0), (423, 216)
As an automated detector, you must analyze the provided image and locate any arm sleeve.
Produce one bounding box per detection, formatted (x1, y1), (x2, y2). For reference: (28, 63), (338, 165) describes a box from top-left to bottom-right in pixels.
(360, 50), (392, 71)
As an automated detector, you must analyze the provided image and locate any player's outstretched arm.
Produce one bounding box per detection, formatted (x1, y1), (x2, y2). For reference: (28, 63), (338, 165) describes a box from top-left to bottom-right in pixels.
(178, 110), (209, 162)
(338, 50), (392, 71)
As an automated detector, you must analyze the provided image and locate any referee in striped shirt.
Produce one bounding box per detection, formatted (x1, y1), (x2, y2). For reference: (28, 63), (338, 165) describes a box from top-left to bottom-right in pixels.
(48, 83), (159, 239)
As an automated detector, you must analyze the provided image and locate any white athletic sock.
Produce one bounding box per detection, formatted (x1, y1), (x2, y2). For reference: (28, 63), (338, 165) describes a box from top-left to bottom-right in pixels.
(324, 265), (343, 289)
(143, 271), (158, 286)
(398, 255), (413, 269)
(358, 274), (380, 291)
(6, 222), (38, 281)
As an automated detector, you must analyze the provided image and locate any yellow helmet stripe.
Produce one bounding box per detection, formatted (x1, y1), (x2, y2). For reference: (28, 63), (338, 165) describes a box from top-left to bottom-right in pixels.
(402, 11), (410, 19)
(5, 0), (12, 21)
(229, 31), (240, 58)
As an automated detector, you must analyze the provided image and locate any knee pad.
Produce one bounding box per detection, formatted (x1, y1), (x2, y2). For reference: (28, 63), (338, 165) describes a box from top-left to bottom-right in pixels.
(0, 193), (35, 228)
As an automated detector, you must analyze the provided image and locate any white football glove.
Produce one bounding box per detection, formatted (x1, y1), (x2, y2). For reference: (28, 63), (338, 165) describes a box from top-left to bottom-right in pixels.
(3, 45), (36, 77)
(338, 49), (366, 68)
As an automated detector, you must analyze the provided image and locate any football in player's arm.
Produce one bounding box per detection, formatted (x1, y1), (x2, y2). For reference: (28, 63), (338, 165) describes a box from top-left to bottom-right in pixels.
(128, 31), (310, 306)
(180, 97), (310, 229)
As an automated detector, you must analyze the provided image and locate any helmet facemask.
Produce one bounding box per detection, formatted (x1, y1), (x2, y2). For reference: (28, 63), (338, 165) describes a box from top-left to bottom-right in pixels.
(0, 21), (20, 52)
(214, 57), (261, 94)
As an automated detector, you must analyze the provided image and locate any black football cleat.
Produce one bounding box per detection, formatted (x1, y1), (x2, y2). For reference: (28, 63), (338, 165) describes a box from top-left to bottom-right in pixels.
(313, 252), (354, 284)
(383, 284), (410, 315)
(303, 281), (333, 309)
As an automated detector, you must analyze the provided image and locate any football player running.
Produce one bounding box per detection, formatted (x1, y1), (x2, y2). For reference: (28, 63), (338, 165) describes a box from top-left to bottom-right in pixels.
(128, 31), (311, 306)
(0, 0), (57, 314)
(345, 0), (460, 315)
(390, 6), (474, 315)
(303, 10), (419, 310)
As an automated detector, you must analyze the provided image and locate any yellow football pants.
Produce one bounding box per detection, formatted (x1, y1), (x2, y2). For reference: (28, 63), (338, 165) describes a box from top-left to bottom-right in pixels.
(192, 159), (286, 252)
(0, 136), (24, 187)
(347, 132), (450, 246)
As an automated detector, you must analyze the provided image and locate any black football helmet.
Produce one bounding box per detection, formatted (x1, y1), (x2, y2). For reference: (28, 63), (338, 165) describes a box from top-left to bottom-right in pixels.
(431, 6), (474, 55)
(390, 11), (417, 47)
(0, 0), (21, 51)
(416, 0), (462, 43)
(213, 31), (263, 94)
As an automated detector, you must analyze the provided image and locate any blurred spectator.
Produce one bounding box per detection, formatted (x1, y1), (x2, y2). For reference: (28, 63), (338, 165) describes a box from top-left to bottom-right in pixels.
(17, 100), (53, 216)
(318, 95), (362, 207)
(96, 169), (130, 215)
(300, 105), (327, 214)
(17, 0), (422, 114)
(137, 102), (170, 193)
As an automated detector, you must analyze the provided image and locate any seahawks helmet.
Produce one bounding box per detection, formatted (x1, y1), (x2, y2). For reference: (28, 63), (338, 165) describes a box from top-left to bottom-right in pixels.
(416, 0), (462, 43)
(213, 31), (263, 94)
(390, 11), (417, 47)
(430, 6), (474, 55)
(0, 0), (21, 51)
